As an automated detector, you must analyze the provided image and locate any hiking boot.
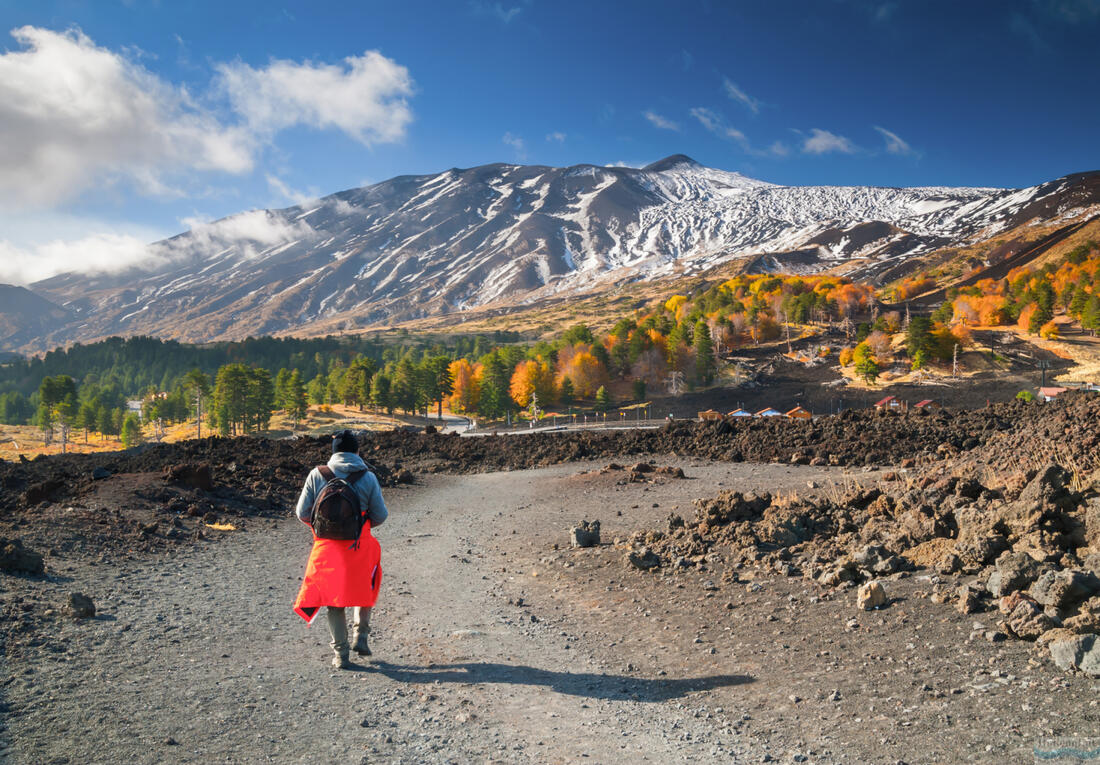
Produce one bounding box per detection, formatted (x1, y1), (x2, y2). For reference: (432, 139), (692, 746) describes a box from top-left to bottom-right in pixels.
(332, 651), (350, 670)
(351, 629), (371, 657)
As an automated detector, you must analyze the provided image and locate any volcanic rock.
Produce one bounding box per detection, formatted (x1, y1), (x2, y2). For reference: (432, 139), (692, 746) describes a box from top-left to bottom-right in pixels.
(1048, 632), (1100, 676)
(0, 537), (45, 575)
(857, 581), (887, 610)
(570, 520), (601, 549)
(68, 592), (95, 618)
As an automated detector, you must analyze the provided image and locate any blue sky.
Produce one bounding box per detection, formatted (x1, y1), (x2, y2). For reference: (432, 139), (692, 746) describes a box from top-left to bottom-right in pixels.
(1, 0), (1098, 283)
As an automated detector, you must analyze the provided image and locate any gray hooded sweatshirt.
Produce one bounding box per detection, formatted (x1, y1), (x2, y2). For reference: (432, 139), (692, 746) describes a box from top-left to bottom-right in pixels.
(295, 452), (388, 528)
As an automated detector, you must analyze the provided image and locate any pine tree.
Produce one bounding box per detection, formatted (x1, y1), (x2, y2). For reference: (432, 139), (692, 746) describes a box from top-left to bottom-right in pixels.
(594, 385), (612, 412)
(693, 319), (716, 385)
(121, 413), (144, 448)
(559, 376), (575, 406)
(286, 370), (308, 430)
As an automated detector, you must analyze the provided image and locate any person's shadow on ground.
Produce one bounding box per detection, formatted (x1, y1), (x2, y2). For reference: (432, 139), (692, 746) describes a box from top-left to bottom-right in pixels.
(368, 661), (753, 702)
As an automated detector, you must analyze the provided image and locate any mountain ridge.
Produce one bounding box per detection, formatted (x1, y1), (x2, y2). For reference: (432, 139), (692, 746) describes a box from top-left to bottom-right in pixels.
(6, 157), (1100, 353)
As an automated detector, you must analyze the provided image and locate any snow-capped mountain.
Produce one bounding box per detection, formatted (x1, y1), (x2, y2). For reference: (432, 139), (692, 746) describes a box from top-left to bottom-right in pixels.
(14, 156), (1100, 349)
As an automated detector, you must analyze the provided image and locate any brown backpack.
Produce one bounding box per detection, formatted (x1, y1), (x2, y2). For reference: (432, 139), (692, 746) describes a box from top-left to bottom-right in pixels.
(310, 466), (367, 542)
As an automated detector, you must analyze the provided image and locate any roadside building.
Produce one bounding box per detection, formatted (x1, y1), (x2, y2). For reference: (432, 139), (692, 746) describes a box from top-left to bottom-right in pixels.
(755, 407), (782, 417)
(785, 406), (812, 419)
(1038, 386), (1068, 402)
(727, 408), (752, 418)
(874, 395), (902, 411)
(697, 409), (724, 421)
(914, 399), (941, 411)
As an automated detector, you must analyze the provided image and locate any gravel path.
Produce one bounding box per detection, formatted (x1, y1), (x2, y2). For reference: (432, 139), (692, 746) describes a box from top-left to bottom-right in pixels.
(3, 463), (789, 764)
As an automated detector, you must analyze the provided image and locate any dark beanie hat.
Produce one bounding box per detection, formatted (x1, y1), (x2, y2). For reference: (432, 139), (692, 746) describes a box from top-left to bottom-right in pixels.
(332, 429), (359, 454)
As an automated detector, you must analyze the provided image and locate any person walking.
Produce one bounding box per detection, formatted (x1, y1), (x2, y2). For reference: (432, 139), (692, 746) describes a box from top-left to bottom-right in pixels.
(292, 429), (388, 669)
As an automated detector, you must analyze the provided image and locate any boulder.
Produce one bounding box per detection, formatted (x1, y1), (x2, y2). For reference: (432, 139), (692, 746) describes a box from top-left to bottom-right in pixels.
(857, 581), (887, 610)
(1047, 632), (1100, 677)
(570, 520), (601, 549)
(1030, 569), (1100, 610)
(163, 464), (214, 492)
(1001, 596), (1056, 641)
(0, 537), (45, 575)
(987, 551), (1043, 597)
(68, 592), (95, 619)
(957, 584), (983, 614)
(625, 547), (661, 571)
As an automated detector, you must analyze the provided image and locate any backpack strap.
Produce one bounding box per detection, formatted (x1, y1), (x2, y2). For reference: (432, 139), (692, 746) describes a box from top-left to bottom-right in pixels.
(317, 466), (335, 481)
(346, 469), (367, 485)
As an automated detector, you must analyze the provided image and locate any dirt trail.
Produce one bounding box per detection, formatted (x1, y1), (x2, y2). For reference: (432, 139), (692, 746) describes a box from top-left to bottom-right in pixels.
(6, 457), (1098, 764)
(3, 464), (790, 764)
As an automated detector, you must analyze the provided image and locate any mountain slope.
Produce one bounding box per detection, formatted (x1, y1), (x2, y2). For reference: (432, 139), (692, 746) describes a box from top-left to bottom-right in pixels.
(0, 284), (75, 350)
(20, 157), (1100, 351)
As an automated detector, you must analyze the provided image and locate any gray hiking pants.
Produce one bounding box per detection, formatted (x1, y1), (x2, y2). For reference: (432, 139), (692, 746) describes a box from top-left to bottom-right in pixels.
(325, 606), (370, 655)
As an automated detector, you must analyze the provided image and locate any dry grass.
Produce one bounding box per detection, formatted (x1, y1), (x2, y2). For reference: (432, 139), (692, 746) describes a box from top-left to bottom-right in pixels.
(0, 404), (413, 460)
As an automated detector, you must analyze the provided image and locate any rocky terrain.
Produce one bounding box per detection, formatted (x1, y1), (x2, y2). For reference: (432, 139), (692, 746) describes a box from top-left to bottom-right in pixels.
(3, 392), (1100, 762)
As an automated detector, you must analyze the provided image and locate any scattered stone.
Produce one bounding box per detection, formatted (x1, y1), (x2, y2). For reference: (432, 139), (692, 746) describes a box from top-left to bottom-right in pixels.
(957, 585), (983, 614)
(68, 592), (95, 619)
(625, 547), (661, 571)
(570, 520), (601, 549)
(91, 466), (112, 480)
(0, 537), (45, 575)
(857, 581), (887, 610)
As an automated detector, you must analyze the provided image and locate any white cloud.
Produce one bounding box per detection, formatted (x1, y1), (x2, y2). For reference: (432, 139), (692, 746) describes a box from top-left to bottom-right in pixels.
(216, 50), (414, 146)
(873, 125), (916, 156)
(502, 132), (527, 160)
(644, 110), (681, 131)
(0, 26), (253, 207)
(690, 107), (750, 149)
(178, 210), (315, 255)
(722, 77), (760, 114)
(0, 232), (161, 285)
(545, 131), (567, 143)
(606, 160), (645, 168)
(802, 128), (859, 154)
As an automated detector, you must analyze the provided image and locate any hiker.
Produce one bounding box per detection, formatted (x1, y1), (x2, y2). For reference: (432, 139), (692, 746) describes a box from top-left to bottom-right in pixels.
(292, 430), (388, 669)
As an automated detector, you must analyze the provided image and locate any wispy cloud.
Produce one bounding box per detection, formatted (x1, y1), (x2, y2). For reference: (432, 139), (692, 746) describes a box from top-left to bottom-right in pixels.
(690, 107), (750, 150)
(545, 131), (566, 143)
(644, 110), (680, 131)
(1032, 0), (1100, 23)
(722, 77), (760, 115)
(266, 174), (320, 206)
(873, 125), (917, 156)
(470, 0), (530, 23)
(1009, 11), (1051, 51)
(502, 132), (527, 160)
(802, 128), (859, 154)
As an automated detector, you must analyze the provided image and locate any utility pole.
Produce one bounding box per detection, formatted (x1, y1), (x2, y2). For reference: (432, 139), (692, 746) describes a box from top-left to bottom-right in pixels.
(952, 343), (959, 379)
(1038, 359), (1049, 388)
(783, 310), (793, 355)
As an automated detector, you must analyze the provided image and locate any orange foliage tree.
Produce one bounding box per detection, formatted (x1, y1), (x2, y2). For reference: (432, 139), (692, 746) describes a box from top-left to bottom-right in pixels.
(509, 358), (557, 408)
(446, 359), (481, 413)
